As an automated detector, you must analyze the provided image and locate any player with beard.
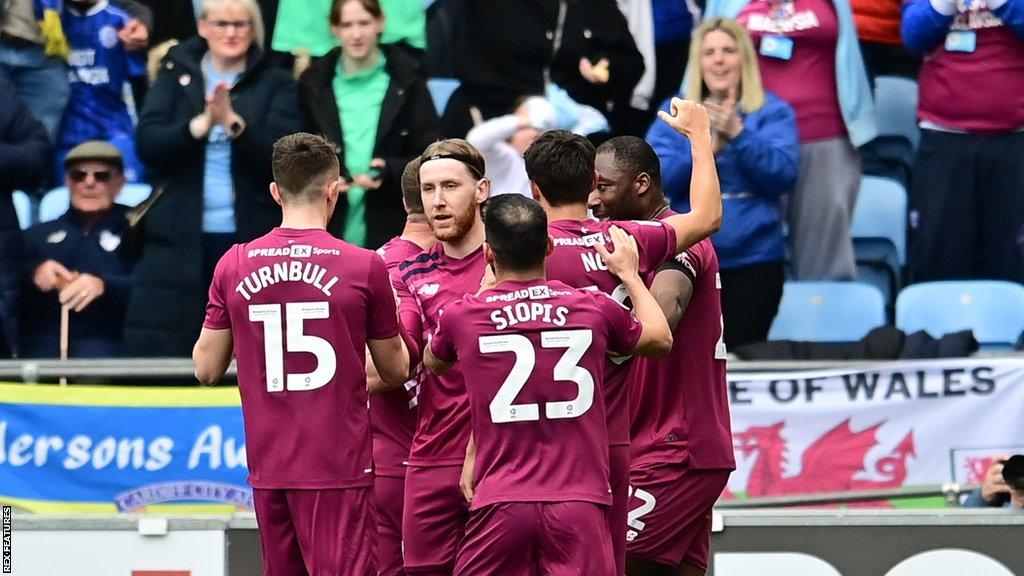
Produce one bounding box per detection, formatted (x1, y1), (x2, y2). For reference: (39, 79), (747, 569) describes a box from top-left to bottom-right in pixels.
(590, 136), (733, 576)
(366, 156), (436, 576)
(424, 194), (673, 575)
(394, 139), (491, 575)
(192, 132), (411, 575)
(520, 99), (722, 576)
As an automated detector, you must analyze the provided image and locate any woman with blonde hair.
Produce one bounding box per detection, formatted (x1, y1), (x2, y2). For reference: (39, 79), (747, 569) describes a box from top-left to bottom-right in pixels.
(647, 17), (799, 349)
(125, 0), (300, 356)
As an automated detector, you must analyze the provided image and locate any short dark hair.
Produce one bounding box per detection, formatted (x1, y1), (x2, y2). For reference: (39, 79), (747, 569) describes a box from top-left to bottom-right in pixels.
(401, 157), (424, 215)
(523, 130), (596, 207)
(272, 133), (340, 202)
(484, 194), (548, 272)
(419, 138), (486, 181)
(596, 136), (663, 189)
(330, 0), (383, 25)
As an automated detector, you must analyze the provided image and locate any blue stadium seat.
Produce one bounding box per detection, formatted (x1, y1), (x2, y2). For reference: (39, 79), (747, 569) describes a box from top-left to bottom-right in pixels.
(852, 176), (907, 304)
(427, 77), (460, 116)
(769, 281), (887, 342)
(896, 281), (1024, 349)
(38, 186), (69, 223)
(12, 190), (33, 229)
(874, 76), (920, 151)
(38, 183), (153, 223)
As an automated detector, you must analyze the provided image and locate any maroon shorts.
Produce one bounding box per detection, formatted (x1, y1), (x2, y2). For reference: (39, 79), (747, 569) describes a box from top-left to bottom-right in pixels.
(402, 464), (469, 574)
(454, 501), (613, 576)
(608, 444), (630, 576)
(253, 487), (376, 576)
(625, 461), (730, 571)
(375, 474), (407, 576)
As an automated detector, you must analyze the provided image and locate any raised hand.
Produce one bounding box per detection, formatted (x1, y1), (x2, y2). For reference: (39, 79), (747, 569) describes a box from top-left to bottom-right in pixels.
(657, 97), (711, 140)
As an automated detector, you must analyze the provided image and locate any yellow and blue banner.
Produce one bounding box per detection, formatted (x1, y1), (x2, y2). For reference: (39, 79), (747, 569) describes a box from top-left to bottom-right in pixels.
(0, 383), (250, 514)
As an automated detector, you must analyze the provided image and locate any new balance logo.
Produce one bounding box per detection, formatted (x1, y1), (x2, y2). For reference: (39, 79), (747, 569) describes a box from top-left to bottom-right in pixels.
(418, 283), (440, 296)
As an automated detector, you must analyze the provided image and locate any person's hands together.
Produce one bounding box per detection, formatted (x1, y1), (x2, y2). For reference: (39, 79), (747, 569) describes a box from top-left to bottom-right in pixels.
(704, 87), (743, 145)
(353, 158), (386, 190)
(59, 273), (105, 313)
(579, 57), (610, 84)
(33, 260), (75, 293)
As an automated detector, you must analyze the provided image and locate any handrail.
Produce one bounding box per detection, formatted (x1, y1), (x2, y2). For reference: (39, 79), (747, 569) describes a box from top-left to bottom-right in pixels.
(714, 483), (975, 509)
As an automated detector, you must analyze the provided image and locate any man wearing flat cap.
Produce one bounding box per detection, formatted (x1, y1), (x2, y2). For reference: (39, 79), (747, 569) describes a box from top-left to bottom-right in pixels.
(21, 140), (134, 358)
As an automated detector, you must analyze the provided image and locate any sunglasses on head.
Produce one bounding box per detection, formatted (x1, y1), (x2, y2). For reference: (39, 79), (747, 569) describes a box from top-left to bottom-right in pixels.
(69, 169), (114, 183)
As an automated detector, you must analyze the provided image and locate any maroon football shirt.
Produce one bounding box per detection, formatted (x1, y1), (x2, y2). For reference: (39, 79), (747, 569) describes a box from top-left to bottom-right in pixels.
(372, 236), (426, 477)
(629, 210), (735, 470)
(430, 279), (643, 509)
(545, 218), (677, 446)
(396, 243), (488, 466)
(204, 228), (399, 488)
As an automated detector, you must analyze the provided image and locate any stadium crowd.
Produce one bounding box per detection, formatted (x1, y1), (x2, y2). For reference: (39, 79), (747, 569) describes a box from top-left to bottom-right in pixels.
(3, 0), (1022, 359)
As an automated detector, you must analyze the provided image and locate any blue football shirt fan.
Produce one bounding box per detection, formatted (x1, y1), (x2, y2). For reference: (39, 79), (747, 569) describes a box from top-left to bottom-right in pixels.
(57, 0), (147, 183)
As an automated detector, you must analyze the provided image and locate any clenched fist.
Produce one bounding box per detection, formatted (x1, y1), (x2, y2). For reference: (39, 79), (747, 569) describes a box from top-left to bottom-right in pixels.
(657, 98), (711, 140)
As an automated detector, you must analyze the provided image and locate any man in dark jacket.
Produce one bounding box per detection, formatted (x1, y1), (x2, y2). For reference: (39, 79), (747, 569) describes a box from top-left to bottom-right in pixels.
(22, 141), (133, 358)
(443, 0), (644, 137)
(123, 34), (300, 357)
(0, 76), (49, 357)
(298, 41), (440, 249)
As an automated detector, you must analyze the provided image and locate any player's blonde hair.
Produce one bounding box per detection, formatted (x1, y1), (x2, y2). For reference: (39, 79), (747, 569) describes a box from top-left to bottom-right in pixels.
(684, 17), (766, 113)
(199, 0), (266, 49)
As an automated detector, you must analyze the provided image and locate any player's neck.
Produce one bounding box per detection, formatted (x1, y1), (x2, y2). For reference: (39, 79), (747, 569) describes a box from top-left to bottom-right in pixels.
(401, 218), (435, 250)
(495, 267), (545, 284)
(280, 209), (328, 231)
(544, 203), (589, 222)
(642, 198), (671, 221)
(442, 218), (485, 259)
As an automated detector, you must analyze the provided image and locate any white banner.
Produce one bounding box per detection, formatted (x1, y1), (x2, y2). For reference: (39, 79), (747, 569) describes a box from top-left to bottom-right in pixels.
(726, 358), (1024, 500)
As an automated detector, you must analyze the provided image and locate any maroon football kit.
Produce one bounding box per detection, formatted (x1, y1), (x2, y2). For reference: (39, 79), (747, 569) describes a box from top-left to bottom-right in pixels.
(430, 279), (643, 575)
(374, 236), (426, 576)
(627, 211), (735, 570)
(204, 227), (400, 575)
(395, 242), (488, 573)
(544, 217), (676, 574)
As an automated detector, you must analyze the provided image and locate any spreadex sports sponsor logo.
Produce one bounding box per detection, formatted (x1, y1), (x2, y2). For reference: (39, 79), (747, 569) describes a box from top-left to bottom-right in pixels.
(484, 285), (570, 303)
(552, 233), (605, 247)
(247, 245), (341, 258)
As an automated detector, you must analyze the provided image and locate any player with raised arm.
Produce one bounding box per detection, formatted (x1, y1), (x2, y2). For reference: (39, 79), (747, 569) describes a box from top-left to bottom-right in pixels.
(424, 194), (672, 575)
(192, 132), (410, 576)
(396, 139), (491, 575)
(590, 136), (734, 576)
(366, 156), (436, 576)
(521, 99), (722, 575)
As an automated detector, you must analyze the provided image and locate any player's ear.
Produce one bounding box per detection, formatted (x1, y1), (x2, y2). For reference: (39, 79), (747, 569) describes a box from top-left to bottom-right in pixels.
(483, 242), (495, 265)
(269, 182), (284, 207)
(529, 181), (542, 202)
(476, 177), (490, 203)
(635, 172), (652, 197)
(546, 235), (554, 257)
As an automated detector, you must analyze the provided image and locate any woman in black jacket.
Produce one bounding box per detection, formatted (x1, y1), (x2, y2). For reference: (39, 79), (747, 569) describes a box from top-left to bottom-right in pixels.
(298, 0), (439, 250)
(123, 0), (300, 357)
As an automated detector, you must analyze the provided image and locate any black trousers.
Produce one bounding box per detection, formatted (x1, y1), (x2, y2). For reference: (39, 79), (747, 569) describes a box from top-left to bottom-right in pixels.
(720, 261), (785, 348)
(908, 129), (1024, 284)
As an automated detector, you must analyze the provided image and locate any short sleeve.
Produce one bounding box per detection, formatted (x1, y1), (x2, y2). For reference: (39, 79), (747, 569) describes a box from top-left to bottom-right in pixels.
(597, 293), (644, 356)
(429, 302), (460, 363)
(203, 247), (235, 330)
(617, 220), (677, 275)
(366, 254), (401, 340)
